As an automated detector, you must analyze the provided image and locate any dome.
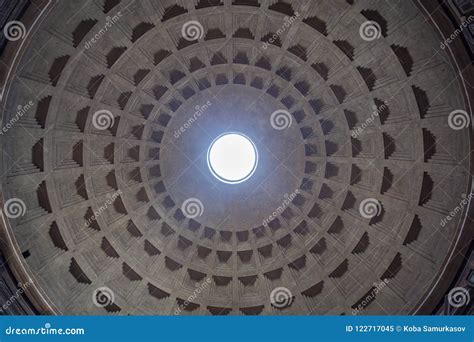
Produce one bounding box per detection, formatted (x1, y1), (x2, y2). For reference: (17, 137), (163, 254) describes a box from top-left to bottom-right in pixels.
(0, 0), (472, 316)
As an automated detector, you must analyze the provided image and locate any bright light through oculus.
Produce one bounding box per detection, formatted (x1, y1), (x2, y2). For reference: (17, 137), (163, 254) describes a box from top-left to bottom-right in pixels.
(207, 133), (258, 184)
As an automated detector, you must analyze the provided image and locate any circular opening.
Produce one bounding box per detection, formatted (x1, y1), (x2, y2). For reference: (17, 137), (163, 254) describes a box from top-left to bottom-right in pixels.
(207, 133), (258, 184)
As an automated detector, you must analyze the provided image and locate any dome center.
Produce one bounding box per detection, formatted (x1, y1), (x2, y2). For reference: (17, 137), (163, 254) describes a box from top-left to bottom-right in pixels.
(207, 133), (258, 184)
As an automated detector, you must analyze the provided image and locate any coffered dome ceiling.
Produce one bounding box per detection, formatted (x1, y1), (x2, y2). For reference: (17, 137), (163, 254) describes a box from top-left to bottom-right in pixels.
(0, 0), (472, 315)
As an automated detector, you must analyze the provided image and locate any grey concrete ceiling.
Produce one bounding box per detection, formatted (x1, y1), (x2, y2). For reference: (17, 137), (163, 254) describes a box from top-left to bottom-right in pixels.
(0, 0), (472, 315)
